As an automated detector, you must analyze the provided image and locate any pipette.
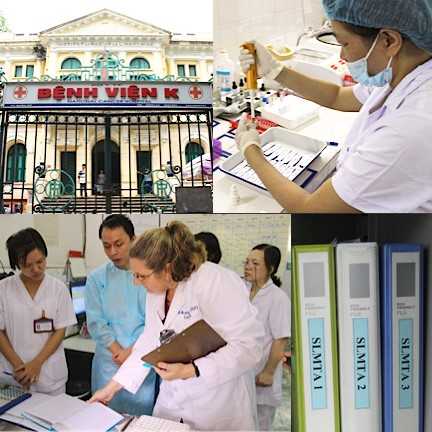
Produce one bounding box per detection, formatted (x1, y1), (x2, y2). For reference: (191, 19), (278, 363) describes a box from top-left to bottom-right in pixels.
(242, 43), (258, 119)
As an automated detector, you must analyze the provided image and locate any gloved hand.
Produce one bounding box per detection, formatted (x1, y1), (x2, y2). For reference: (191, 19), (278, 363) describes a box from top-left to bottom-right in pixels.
(239, 40), (284, 81)
(235, 114), (262, 156)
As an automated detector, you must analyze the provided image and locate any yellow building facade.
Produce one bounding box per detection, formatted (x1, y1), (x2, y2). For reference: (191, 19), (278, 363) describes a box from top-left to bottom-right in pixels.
(0, 9), (213, 213)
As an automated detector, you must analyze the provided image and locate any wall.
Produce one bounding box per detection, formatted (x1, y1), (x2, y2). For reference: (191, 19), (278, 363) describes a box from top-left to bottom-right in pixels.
(161, 214), (291, 296)
(214, 0), (325, 80)
(0, 214), (291, 298)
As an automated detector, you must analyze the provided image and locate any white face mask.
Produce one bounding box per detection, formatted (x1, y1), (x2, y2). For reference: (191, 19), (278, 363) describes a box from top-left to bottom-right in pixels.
(347, 33), (393, 87)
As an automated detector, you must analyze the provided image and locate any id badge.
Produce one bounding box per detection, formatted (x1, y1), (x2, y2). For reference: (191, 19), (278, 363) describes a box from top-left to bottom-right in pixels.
(34, 311), (54, 333)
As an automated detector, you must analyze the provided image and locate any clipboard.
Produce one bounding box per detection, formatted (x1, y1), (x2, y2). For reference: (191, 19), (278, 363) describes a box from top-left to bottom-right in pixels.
(141, 319), (227, 366)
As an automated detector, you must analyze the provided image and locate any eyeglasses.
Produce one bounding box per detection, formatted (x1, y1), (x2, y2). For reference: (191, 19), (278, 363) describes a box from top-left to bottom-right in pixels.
(132, 270), (155, 282)
(316, 31), (342, 47)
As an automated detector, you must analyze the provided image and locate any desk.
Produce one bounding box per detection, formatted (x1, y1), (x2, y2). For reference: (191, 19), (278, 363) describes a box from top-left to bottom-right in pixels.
(64, 335), (95, 398)
(64, 335), (96, 354)
(213, 106), (357, 213)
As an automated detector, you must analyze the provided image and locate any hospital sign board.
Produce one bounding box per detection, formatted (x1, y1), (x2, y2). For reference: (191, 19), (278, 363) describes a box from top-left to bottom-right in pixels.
(2, 81), (212, 108)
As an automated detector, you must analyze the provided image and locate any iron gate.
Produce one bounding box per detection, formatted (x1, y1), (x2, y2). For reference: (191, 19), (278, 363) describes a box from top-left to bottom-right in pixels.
(0, 107), (213, 214)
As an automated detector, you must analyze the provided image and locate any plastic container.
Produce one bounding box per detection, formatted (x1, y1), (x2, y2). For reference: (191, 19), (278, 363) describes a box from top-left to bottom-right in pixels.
(214, 50), (235, 96)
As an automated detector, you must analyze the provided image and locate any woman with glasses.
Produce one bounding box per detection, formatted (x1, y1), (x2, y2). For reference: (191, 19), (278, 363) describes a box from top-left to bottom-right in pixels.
(85, 215), (156, 415)
(244, 244), (290, 431)
(237, 0), (432, 213)
(90, 221), (264, 430)
(0, 228), (76, 394)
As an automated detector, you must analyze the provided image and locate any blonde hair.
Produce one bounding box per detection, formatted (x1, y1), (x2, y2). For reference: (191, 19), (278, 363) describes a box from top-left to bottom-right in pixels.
(130, 221), (206, 282)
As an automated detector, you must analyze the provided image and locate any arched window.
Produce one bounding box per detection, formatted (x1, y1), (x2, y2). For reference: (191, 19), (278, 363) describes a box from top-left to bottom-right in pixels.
(130, 57), (151, 69)
(185, 142), (204, 163)
(61, 57), (82, 69)
(6, 144), (26, 182)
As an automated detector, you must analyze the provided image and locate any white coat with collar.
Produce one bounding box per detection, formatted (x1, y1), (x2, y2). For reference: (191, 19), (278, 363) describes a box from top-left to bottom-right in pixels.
(0, 274), (77, 394)
(249, 280), (290, 407)
(113, 261), (265, 431)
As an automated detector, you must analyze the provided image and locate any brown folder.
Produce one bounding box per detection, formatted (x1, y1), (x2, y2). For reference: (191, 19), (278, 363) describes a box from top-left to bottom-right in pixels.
(141, 319), (227, 366)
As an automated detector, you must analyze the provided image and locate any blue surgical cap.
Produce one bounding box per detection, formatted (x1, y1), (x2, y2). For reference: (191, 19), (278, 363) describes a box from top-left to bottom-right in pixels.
(322, 0), (432, 53)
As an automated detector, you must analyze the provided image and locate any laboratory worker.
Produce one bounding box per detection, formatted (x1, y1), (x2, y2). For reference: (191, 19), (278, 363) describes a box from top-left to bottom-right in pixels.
(194, 231), (222, 264)
(90, 221), (265, 431)
(238, 0), (432, 213)
(244, 244), (290, 431)
(0, 228), (76, 395)
(85, 215), (156, 415)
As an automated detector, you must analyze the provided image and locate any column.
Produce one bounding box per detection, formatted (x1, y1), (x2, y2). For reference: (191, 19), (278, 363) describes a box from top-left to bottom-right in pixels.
(151, 50), (165, 77)
(199, 59), (208, 81)
(46, 50), (58, 78)
(2, 59), (12, 80)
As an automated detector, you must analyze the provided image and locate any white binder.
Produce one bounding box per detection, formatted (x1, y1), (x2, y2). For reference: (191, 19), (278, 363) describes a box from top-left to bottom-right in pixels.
(292, 245), (340, 432)
(382, 244), (424, 432)
(336, 243), (381, 432)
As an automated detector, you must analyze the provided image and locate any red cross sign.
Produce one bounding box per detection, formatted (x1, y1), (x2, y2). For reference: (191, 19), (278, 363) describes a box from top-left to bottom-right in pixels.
(14, 85), (28, 100)
(189, 85), (203, 100)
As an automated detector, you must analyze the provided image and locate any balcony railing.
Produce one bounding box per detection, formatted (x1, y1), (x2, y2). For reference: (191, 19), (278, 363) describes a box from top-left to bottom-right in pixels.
(56, 68), (201, 82)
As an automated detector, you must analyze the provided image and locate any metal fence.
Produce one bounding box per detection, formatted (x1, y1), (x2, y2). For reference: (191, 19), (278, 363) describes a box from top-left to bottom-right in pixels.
(0, 107), (213, 214)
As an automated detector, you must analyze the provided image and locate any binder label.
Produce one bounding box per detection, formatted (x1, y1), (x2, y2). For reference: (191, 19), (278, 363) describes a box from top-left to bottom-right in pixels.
(399, 319), (413, 409)
(308, 318), (327, 409)
(352, 318), (370, 409)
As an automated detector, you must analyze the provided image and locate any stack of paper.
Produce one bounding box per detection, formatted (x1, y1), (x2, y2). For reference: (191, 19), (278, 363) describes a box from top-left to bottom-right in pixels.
(21, 394), (124, 431)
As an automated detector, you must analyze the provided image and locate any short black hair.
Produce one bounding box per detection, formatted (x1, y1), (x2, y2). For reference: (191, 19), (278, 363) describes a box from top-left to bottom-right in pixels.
(194, 232), (222, 264)
(99, 214), (135, 239)
(252, 243), (282, 287)
(6, 228), (48, 270)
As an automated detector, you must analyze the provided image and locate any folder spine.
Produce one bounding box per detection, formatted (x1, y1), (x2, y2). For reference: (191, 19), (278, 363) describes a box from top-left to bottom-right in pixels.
(381, 244), (424, 432)
(336, 243), (381, 432)
(292, 244), (340, 432)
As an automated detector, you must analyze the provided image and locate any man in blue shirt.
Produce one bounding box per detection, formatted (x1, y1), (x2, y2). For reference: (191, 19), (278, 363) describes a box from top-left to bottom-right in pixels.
(85, 215), (156, 415)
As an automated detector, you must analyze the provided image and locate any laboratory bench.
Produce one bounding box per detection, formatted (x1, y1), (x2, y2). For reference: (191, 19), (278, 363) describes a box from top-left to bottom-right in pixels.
(213, 106), (357, 213)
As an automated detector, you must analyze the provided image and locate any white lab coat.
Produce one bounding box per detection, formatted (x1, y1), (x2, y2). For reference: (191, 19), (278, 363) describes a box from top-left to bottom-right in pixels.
(0, 274), (77, 394)
(114, 262), (265, 431)
(248, 280), (290, 407)
(332, 58), (432, 212)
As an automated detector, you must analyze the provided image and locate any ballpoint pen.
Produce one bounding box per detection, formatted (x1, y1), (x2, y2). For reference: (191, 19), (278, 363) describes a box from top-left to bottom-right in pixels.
(120, 416), (135, 432)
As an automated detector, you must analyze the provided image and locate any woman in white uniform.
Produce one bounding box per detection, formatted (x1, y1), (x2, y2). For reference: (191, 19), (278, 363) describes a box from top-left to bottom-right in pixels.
(90, 221), (264, 431)
(244, 244), (290, 431)
(237, 0), (432, 213)
(0, 228), (76, 395)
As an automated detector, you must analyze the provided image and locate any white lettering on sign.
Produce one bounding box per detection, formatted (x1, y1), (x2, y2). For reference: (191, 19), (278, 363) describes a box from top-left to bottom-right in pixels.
(2, 82), (212, 108)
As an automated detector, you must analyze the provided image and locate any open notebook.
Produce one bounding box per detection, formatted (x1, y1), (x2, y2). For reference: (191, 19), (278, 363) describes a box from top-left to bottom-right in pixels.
(22, 394), (124, 431)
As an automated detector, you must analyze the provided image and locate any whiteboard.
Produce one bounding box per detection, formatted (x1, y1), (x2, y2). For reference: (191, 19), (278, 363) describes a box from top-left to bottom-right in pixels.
(161, 214), (291, 294)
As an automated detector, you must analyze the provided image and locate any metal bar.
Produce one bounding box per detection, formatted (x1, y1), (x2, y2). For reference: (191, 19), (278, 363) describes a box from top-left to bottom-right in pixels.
(31, 114), (39, 213)
(196, 113), (205, 187)
(117, 117), (122, 214)
(20, 114), (29, 213)
(157, 115), (162, 170)
(94, 117), (98, 213)
(74, 115), (78, 211)
(137, 115), (143, 209)
(206, 109), (214, 180)
(104, 115), (112, 213)
(186, 114), (194, 187)
(10, 114), (19, 213)
(176, 114), (184, 186)
(127, 116), (132, 214)
(0, 111), (9, 213)
(84, 116), (88, 212)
